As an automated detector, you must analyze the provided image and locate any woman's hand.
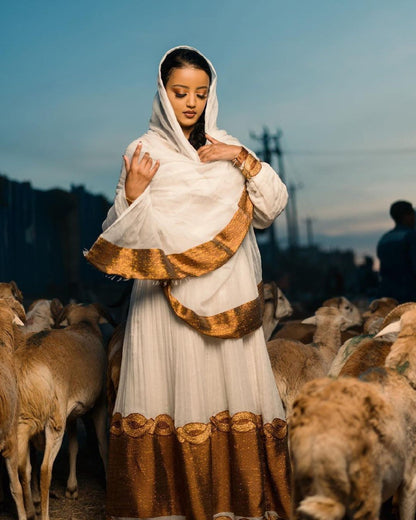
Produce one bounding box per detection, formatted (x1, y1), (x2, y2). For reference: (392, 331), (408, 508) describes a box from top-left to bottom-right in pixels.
(198, 134), (242, 163)
(124, 143), (160, 204)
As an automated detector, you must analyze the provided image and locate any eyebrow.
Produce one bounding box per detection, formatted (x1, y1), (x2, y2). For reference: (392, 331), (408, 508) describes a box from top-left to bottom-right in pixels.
(171, 84), (208, 90)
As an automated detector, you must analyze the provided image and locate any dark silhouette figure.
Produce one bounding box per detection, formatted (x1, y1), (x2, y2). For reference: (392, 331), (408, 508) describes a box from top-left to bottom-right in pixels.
(377, 200), (416, 302)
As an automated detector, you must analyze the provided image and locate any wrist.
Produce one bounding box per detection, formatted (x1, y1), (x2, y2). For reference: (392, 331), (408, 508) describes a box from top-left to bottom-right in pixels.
(125, 179), (150, 205)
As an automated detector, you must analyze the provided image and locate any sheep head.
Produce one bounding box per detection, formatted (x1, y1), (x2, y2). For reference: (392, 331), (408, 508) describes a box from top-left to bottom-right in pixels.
(56, 303), (116, 332)
(0, 281), (24, 303)
(0, 300), (24, 350)
(322, 296), (362, 328)
(302, 306), (353, 332)
(362, 297), (399, 334)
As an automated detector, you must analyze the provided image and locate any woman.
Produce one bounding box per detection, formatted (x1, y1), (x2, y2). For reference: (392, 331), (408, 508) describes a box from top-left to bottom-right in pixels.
(86, 46), (290, 520)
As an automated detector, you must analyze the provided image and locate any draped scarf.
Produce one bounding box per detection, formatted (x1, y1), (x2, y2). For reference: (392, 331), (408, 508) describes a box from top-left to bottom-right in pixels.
(85, 46), (264, 338)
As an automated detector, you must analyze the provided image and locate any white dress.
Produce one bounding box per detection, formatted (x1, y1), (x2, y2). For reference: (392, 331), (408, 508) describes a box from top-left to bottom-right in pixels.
(86, 46), (290, 520)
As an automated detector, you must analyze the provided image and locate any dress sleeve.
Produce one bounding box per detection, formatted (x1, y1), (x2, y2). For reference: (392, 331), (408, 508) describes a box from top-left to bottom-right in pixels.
(100, 141), (159, 247)
(246, 162), (288, 229)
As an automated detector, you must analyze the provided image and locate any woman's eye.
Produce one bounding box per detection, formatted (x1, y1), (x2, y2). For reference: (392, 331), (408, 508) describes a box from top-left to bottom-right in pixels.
(197, 94), (207, 100)
(175, 93), (186, 98)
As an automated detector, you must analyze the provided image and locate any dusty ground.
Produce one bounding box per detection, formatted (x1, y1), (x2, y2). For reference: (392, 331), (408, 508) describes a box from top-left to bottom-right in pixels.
(0, 425), (106, 520)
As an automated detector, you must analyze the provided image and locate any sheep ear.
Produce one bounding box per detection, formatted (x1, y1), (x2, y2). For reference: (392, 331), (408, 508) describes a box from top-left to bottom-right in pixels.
(302, 316), (317, 326)
(375, 320), (401, 338)
(12, 314), (24, 326)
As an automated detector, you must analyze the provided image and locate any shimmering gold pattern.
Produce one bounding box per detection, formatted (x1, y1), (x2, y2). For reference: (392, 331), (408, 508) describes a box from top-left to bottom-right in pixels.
(242, 153), (262, 179)
(107, 410), (291, 520)
(85, 188), (253, 280)
(163, 282), (264, 339)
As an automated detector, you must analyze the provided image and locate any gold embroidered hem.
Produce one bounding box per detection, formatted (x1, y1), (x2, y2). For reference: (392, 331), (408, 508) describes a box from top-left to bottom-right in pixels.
(163, 282), (264, 339)
(85, 188), (253, 280)
(107, 411), (291, 520)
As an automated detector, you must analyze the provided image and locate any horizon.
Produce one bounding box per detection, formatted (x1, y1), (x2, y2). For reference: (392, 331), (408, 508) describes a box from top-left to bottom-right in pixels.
(1, 0), (415, 263)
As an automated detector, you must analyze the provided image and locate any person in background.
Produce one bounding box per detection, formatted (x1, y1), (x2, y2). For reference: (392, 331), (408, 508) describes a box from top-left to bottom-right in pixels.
(377, 200), (416, 302)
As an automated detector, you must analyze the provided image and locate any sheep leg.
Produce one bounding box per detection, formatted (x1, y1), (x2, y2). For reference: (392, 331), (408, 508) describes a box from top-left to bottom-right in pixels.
(65, 420), (79, 499)
(398, 475), (416, 520)
(91, 393), (108, 474)
(17, 424), (36, 520)
(5, 451), (27, 520)
(30, 444), (41, 516)
(40, 424), (64, 520)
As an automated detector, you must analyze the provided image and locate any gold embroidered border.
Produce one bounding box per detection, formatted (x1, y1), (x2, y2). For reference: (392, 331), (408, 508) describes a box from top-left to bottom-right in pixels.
(107, 410), (290, 520)
(85, 188), (253, 280)
(163, 282), (264, 339)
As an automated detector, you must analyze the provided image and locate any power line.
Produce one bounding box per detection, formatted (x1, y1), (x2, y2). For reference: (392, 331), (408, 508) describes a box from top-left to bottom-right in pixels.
(285, 147), (416, 156)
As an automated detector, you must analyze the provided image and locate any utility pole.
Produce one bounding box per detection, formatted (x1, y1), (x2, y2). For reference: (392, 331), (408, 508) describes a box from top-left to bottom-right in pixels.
(305, 217), (314, 247)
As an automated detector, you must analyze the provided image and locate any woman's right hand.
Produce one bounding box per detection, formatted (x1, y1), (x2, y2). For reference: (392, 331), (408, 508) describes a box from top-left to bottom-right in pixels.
(124, 143), (160, 204)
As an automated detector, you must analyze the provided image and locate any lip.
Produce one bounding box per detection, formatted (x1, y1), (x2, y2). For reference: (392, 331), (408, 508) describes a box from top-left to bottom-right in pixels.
(183, 111), (197, 118)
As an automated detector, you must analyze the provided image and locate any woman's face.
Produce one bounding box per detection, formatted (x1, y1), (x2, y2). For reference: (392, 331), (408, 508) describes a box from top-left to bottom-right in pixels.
(165, 66), (210, 138)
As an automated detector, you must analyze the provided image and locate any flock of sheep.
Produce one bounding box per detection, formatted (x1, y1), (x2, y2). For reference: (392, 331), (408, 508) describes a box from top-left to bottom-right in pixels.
(0, 279), (415, 520)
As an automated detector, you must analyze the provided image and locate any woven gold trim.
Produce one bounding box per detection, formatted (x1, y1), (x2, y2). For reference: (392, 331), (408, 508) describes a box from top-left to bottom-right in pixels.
(163, 282), (264, 339)
(85, 188), (253, 280)
(106, 410), (291, 519)
(110, 410), (286, 442)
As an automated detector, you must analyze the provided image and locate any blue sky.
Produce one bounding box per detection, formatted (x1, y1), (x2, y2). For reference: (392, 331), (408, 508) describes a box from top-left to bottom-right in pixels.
(1, 0), (415, 262)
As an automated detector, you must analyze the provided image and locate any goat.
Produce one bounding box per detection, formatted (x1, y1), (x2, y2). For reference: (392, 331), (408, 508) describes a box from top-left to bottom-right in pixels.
(267, 306), (351, 414)
(289, 304), (416, 520)
(0, 300), (26, 519)
(16, 303), (109, 520)
(262, 282), (293, 341)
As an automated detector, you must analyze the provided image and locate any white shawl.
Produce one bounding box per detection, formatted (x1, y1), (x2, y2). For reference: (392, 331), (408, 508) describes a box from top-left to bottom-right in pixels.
(86, 46), (286, 338)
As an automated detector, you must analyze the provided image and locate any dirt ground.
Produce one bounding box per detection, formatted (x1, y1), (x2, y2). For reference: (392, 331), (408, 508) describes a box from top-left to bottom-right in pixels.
(0, 425), (106, 520)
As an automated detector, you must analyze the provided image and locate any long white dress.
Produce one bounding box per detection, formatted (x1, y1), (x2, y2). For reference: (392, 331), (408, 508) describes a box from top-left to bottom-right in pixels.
(86, 47), (290, 520)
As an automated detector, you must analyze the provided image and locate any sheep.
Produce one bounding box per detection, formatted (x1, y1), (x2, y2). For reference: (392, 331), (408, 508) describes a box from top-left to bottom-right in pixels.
(262, 281), (293, 341)
(24, 299), (63, 334)
(362, 297), (399, 335)
(15, 303), (109, 520)
(107, 322), (125, 417)
(267, 306), (351, 414)
(0, 281), (24, 305)
(271, 296), (361, 343)
(0, 300), (26, 520)
(289, 304), (416, 520)
(328, 302), (411, 378)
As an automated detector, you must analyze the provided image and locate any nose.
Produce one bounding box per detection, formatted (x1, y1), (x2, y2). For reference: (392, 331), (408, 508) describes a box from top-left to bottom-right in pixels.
(186, 93), (196, 108)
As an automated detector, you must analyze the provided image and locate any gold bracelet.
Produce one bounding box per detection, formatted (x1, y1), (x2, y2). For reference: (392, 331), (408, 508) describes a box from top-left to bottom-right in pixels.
(242, 154), (262, 179)
(231, 147), (249, 169)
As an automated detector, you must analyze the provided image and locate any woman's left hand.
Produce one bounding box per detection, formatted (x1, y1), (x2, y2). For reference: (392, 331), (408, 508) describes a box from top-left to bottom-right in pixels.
(198, 134), (242, 163)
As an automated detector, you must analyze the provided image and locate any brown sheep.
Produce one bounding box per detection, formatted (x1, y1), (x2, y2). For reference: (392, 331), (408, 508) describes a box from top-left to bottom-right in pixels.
(0, 301), (26, 519)
(267, 306), (351, 414)
(16, 303), (109, 520)
(289, 306), (416, 520)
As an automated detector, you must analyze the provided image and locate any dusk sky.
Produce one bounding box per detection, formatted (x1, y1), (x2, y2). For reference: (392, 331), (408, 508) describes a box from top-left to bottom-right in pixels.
(1, 1), (415, 263)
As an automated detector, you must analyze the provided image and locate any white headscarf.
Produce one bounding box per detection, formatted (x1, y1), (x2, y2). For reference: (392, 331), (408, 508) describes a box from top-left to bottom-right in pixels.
(100, 45), (247, 255)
